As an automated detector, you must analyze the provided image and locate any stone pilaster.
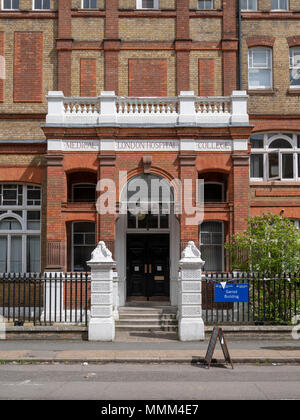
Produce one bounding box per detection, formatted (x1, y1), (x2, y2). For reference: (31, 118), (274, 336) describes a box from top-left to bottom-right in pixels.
(88, 241), (116, 341)
(178, 241), (205, 341)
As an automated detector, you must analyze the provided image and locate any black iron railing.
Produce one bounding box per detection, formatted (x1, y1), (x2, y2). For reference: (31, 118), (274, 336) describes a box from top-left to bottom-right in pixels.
(202, 272), (300, 325)
(1, 271), (299, 326)
(0, 272), (90, 326)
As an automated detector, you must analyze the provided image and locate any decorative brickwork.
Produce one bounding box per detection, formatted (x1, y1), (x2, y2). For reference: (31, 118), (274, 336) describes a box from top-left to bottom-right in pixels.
(80, 58), (97, 97)
(198, 58), (215, 96)
(128, 59), (167, 96)
(13, 32), (43, 103)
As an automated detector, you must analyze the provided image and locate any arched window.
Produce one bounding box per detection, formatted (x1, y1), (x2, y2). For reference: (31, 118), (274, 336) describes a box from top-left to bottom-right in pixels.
(200, 221), (224, 272)
(0, 217), (22, 230)
(289, 48), (300, 88)
(248, 47), (272, 89)
(250, 133), (299, 180)
(122, 174), (174, 230)
(0, 184), (41, 273)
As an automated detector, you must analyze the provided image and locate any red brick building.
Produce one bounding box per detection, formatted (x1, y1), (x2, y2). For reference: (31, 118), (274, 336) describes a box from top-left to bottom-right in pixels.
(0, 0), (300, 306)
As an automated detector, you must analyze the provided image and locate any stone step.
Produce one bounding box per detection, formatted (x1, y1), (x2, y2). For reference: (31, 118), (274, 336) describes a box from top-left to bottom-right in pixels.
(115, 324), (178, 332)
(118, 313), (177, 319)
(117, 319), (177, 326)
(118, 308), (177, 315)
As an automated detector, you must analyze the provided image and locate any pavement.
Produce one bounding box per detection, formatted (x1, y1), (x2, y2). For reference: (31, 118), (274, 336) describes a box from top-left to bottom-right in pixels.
(0, 331), (300, 365)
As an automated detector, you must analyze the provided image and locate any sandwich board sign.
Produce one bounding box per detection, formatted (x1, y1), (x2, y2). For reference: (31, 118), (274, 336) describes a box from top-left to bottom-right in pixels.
(204, 326), (233, 369)
(214, 282), (249, 303)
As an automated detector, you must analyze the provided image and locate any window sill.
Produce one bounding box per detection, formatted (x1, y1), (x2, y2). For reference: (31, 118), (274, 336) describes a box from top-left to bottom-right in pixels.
(248, 89), (275, 95)
(250, 180), (300, 186)
(287, 88), (300, 95)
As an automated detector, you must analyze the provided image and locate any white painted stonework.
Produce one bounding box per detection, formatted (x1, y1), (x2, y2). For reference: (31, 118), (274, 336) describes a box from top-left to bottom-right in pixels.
(47, 138), (248, 152)
(178, 241), (205, 341)
(46, 90), (249, 127)
(88, 241), (116, 341)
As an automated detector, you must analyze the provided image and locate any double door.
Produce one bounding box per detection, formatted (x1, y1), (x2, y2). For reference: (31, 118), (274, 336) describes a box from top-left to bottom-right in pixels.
(126, 234), (170, 300)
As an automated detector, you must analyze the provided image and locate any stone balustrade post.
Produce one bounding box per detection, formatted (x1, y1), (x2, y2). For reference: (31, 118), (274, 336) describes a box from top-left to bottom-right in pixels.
(46, 91), (65, 124)
(178, 241), (205, 341)
(87, 241), (116, 341)
(98, 91), (117, 124)
(178, 91), (197, 124)
(230, 90), (249, 124)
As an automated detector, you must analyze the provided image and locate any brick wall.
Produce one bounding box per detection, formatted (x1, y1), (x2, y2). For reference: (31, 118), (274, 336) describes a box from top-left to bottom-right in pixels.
(13, 32), (43, 103)
(198, 58), (215, 96)
(128, 59), (167, 96)
(80, 58), (97, 97)
(242, 19), (300, 115)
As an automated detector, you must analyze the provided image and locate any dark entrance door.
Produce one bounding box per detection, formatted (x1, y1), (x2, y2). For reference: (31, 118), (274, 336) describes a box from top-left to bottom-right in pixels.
(126, 234), (170, 300)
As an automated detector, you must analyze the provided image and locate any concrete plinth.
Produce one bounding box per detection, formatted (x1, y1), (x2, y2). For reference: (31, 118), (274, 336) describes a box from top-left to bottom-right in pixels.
(178, 318), (205, 341)
(88, 318), (115, 341)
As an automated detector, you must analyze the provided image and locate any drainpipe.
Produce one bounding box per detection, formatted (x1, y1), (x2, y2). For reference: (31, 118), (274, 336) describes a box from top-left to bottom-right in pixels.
(238, 0), (242, 90)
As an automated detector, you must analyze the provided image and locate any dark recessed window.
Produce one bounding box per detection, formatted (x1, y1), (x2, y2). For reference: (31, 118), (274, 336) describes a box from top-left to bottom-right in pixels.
(72, 184), (96, 203)
(204, 183), (223, 202)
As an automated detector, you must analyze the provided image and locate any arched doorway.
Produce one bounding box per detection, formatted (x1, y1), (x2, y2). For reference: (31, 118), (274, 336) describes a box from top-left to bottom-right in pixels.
(116, 173), (180, 305)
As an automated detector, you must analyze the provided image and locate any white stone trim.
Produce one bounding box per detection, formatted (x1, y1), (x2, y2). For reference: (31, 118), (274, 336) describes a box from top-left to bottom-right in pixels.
(47, 138), (248, 152)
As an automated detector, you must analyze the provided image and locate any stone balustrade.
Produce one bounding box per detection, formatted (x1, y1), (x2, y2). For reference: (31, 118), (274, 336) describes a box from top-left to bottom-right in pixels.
(46, 90), (249, 126)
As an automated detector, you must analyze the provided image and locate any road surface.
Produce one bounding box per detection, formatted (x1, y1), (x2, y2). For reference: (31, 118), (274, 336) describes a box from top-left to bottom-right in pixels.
(0, 363), (299, 400)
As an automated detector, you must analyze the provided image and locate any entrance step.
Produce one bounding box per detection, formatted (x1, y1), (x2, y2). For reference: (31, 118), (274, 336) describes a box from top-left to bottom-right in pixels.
(116, 304), (178, 332)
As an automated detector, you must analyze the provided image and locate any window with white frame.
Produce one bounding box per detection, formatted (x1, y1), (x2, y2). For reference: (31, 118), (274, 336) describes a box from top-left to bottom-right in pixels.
(82, 0), (97, 8)
(248, 47), (272, 89)
(240, 0), (257, 10)
(0, 184), (41, 273)
(250, 133), (300, 181)
(289, 48), (300, 88)
(2, 0), (19, 9)
(137, 0), (158, 9)
(198, 0), (213, 9)
(33, 0), (50, 9)
(271, 0), (288, 10)
(200, 221), (224, 272)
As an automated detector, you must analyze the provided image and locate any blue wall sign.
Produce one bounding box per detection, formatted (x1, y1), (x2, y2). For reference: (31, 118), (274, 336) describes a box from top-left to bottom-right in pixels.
(214, 283), (249, 303)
